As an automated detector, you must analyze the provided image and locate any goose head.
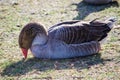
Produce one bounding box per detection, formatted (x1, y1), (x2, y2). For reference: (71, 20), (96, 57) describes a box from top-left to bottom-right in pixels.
(19, 23), (47, 59)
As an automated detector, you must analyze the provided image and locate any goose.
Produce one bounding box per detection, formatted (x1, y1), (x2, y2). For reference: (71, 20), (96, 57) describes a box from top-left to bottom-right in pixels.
(83, 0), (117, 5)
(19, 17), (116, 59)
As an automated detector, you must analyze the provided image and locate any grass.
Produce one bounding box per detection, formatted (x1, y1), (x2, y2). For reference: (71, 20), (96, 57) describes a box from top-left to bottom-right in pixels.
(0, 0), (120, 80)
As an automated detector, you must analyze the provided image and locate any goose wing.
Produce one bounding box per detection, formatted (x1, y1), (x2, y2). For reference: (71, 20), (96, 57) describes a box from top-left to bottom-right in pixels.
(48, 20), (111, 44)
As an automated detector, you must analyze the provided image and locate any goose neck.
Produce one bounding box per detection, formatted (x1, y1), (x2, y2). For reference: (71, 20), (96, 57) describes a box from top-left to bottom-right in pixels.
(32, 33), (48, 46)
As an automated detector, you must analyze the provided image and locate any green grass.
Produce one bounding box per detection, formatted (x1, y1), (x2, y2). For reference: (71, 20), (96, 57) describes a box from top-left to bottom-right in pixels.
(0, 0), (120, 80)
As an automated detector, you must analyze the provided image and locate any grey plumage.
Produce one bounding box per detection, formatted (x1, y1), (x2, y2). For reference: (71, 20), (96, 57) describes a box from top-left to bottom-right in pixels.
(31, 34), (100, 59)
(48, 17), (116, 44)
(19, 17), (116, 59)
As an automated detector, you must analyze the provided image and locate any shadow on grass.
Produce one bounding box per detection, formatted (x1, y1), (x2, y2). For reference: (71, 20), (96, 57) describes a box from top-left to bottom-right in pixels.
(1, 54), (114, 77)
(72, 1), (119, 20)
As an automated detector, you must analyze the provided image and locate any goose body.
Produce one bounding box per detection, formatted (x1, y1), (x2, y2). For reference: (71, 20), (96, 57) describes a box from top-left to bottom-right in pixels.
(83, 0), (117, 5)
(19, 17), (116, 59)
(31, 35), (100, 59)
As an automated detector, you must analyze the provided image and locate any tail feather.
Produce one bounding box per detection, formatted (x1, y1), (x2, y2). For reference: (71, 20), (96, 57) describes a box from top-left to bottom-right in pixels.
(105, 17), (117, 29)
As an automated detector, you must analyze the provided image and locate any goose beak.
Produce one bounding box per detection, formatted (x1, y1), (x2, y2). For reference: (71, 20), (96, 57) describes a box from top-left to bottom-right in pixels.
(21, 48), (28, 59)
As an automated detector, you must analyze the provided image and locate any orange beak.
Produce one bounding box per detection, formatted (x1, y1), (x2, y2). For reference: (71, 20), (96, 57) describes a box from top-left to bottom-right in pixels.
(21, 48), (28, 59)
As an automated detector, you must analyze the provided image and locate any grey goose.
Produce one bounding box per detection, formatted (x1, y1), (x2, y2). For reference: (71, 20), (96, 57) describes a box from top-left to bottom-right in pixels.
(19, 17), (116, 59)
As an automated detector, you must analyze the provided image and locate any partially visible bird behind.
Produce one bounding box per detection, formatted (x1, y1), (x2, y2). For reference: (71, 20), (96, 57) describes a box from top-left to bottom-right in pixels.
(18, 17), (116, 59)
(83, 0), (118, 5)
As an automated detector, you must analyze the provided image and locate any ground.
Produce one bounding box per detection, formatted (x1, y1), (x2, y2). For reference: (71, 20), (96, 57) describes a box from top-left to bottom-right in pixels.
(0, 0), (120, 80)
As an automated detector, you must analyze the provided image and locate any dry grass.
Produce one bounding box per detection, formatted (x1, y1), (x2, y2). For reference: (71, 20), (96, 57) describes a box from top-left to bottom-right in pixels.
(0, 0), (120, 80)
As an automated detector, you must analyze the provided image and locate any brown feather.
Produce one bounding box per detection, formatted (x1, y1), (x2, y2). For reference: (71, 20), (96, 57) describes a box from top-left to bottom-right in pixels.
(19, 23), (47, 49)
